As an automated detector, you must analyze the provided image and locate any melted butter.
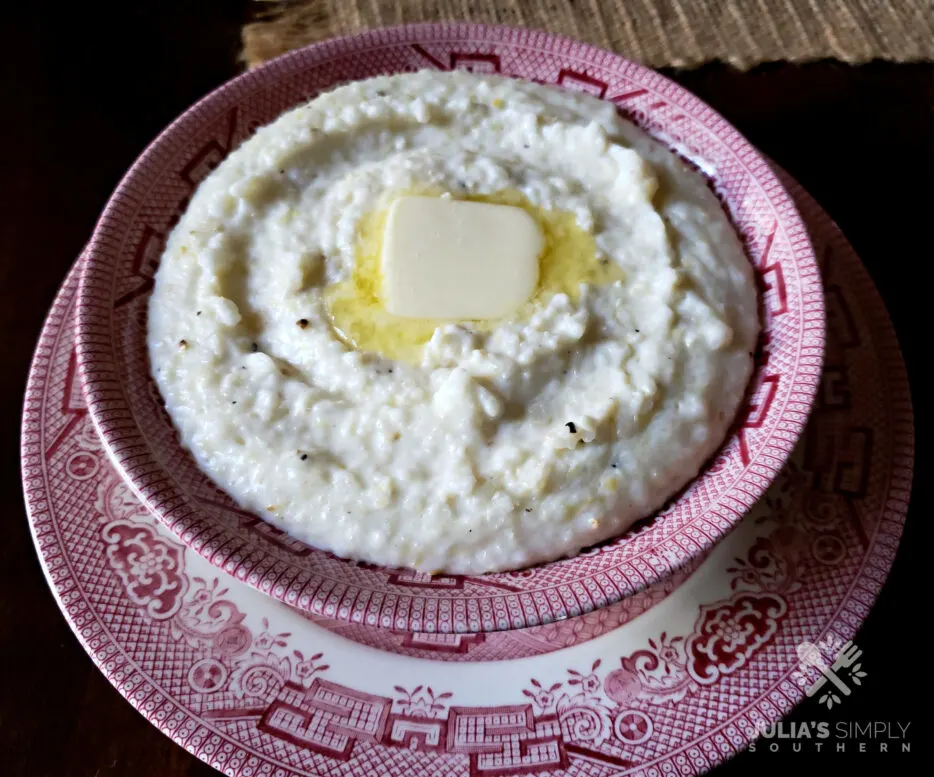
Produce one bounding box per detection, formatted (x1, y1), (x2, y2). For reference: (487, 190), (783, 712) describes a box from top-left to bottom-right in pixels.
(324, 189), (624, 362)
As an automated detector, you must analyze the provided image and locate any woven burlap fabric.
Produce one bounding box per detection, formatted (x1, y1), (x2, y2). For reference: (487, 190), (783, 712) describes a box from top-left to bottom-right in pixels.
(242, 0), (934, 69)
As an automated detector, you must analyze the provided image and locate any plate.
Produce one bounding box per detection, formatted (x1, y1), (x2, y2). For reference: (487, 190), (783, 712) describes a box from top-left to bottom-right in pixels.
(26, 175), (909, 775)
(74, 23), (824, 632)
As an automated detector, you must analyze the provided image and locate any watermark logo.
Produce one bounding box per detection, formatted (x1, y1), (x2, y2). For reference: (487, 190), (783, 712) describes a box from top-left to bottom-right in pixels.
(791, 635), (867, 709)
(749, 637), (911, 754)
(751, 721), (911, 754)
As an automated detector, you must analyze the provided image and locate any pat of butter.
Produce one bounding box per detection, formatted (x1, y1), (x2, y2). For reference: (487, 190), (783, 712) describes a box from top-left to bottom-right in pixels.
(381, 196), (543, 319)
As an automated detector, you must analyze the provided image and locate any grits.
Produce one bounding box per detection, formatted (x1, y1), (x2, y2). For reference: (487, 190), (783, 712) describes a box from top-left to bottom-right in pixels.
(148, 71), (758, 574)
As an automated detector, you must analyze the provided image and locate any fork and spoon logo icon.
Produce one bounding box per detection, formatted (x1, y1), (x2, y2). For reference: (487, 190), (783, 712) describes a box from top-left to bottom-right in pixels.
(796, 638), (867, 709)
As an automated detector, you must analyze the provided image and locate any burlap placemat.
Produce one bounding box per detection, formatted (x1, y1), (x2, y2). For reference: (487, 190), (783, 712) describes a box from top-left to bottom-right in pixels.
(242, 0), (934, 70)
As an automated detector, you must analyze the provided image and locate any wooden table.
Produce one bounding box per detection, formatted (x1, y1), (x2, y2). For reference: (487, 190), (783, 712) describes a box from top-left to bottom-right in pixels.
(1, 3), (927, 775)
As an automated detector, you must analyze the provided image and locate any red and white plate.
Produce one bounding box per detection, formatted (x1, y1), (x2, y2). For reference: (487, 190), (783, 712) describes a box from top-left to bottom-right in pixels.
(23, 175), (911, 776)
(74, 23), (825, 633)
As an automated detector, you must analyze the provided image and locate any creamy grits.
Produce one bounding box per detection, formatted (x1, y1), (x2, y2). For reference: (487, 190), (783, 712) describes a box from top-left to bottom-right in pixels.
(148, 70), (759, 574)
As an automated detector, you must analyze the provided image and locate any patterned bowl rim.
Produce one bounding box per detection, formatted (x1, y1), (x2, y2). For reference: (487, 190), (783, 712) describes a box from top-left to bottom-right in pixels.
(74, 22), (825, 633)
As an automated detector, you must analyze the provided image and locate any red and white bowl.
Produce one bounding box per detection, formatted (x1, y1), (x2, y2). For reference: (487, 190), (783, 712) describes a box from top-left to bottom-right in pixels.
(75, 23), (825, 634)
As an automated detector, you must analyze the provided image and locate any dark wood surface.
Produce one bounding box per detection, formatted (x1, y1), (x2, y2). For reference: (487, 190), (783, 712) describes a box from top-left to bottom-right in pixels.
(1, 3), (928, 775)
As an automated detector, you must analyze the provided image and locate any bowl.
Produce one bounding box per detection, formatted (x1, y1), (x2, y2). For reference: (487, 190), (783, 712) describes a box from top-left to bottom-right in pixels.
(300, 550), (702, 660)
(75, 22), (824, 633)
